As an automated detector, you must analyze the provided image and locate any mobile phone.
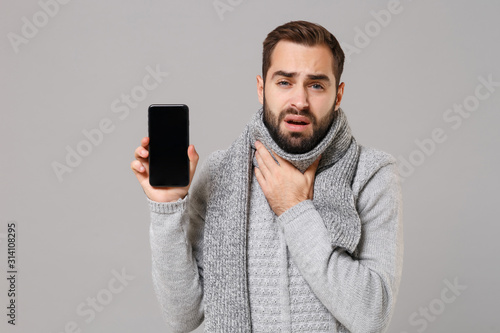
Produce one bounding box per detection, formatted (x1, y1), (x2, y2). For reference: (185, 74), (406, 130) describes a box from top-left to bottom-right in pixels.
(148, 104), (190, 187)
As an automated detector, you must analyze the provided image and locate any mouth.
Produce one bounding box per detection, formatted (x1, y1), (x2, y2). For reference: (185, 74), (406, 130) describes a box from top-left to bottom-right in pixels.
(283, 114), (311, 132)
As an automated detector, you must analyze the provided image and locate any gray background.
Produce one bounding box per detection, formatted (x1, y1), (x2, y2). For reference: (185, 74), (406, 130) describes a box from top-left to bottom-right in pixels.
(1, 0), (499, 332)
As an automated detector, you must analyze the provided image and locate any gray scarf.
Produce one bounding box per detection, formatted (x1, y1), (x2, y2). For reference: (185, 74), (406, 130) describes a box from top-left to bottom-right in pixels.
(203, 108), (360, 332)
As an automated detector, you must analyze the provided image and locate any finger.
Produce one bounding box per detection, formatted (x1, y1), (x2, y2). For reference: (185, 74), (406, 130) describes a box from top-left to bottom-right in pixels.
(304, 155), (321, 180)
(270, 151), (297, 170)
(256, 143), (295, 174)
(254, 150), (271, 180)
(136, 137), (149, 160)
(134, 145), (149, 161)
(255, 141), (290, 170)
(130, 160), (148, 182)
(254, 166), (268, 192)
(255, 141), (279, 171)
(187, 145), (199, 184)
(308, 184), (314, 200)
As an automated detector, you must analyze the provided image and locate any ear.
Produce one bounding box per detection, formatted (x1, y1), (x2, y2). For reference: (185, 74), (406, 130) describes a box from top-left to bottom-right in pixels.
(334, 82), (345, 111)
(256, 75), (264, 105)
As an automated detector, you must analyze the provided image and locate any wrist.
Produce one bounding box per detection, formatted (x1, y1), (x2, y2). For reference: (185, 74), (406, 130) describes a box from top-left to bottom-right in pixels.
(146, 188), (188, 203)
(275, 198), (306, 216)
(147, 195), (188, 214)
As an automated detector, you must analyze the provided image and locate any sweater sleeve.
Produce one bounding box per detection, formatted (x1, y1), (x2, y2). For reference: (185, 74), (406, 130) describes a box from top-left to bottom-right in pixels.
(277, 160), (404, 333)
(148, 154), (215, 333)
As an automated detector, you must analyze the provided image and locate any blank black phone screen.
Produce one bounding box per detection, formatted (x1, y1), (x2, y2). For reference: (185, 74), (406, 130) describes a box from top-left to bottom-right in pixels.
(148, 104), (189, 187)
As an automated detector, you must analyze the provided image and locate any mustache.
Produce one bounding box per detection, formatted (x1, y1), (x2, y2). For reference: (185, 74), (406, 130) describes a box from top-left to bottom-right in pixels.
(277, 108), (317, 125)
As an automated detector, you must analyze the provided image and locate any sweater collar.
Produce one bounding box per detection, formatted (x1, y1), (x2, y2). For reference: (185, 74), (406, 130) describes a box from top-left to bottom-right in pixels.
(249, 107), (351, 173)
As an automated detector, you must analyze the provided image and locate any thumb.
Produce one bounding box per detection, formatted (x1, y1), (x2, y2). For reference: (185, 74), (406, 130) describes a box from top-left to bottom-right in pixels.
(304, 155), (321, 200)
(188, 145), (199, 184)
(304, 155), (321, 179)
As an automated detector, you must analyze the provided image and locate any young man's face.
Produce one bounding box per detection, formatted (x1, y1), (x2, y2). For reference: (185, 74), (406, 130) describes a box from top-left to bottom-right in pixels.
(257, 40), (344, 154)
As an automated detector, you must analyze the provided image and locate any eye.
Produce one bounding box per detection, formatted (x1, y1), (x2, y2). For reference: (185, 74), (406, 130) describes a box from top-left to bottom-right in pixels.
(311, 83), (324, 90)
(277, 80), (290, 87)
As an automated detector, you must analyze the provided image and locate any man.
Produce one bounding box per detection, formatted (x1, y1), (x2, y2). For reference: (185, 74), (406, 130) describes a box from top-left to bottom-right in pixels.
(131, 21), (403, 333)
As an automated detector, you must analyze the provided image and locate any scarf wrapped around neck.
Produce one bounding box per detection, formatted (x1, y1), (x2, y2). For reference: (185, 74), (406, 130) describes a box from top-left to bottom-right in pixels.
(203, 107), (360, 332)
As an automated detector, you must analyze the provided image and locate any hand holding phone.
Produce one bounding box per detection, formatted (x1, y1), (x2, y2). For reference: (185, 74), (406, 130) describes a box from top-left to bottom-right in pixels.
(130, 104), (198, 202)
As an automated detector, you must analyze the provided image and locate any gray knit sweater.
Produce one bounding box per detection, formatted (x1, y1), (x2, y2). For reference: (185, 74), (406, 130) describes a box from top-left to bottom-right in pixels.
(148, 142), (403, 332)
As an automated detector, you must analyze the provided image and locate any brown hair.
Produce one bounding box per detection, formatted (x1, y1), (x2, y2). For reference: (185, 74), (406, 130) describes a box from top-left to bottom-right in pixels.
(262, 20), (345, 89)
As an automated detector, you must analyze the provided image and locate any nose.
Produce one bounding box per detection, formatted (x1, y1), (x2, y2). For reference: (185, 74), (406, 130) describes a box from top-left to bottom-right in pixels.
(290, 86), (309, 111)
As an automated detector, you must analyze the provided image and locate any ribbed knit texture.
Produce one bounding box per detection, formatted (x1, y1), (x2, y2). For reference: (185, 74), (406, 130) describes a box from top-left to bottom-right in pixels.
(249, 108), (362, 253)
(202, 107), (360, 332)
(148, 107), (404, 333)
(248, 172), (336, 332)
(247, 108), (349, 332)
(203, 127), (253, 332)
(247, 176), (283, 332)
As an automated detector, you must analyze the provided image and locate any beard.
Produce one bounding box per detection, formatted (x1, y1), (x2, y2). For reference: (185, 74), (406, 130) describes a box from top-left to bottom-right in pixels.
(262, 97), (336, 154)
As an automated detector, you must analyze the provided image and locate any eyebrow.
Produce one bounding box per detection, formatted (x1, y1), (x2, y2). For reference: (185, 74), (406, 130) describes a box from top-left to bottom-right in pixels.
(271, 70), (331, 85)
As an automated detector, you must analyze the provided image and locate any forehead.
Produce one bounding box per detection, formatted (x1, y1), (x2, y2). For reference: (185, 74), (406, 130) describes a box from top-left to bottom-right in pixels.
(269, 40), (335, 77)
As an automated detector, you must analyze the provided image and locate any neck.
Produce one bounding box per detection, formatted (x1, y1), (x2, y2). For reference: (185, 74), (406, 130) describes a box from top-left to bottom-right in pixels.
(249, 107), (352, 173)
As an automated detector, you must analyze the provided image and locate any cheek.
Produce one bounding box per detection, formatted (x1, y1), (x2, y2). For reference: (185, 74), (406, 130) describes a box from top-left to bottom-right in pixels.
(321, 92), (336, 106)
(265, 86), (288, 108)
(313, 94), (336, 113)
